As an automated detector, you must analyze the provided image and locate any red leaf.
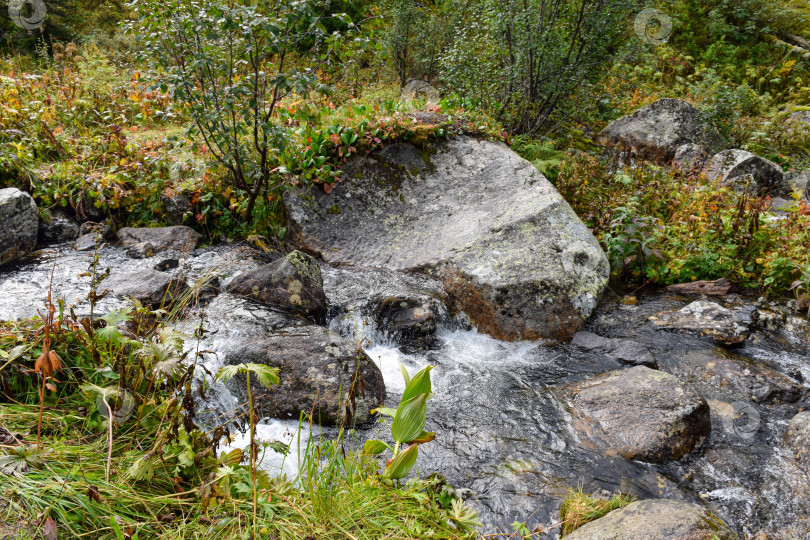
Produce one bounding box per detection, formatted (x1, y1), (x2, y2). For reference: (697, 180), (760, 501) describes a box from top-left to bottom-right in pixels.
(41, 517), (58, 540)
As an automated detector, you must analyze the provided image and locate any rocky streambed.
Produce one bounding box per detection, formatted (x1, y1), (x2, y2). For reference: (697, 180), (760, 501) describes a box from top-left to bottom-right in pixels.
(1, 131), (809, 538)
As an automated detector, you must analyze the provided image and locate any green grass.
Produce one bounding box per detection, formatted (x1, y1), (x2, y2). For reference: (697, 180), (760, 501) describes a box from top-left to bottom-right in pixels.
(559, 488), (634, 536)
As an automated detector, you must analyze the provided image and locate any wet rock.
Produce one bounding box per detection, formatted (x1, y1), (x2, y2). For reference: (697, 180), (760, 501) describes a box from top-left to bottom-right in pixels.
(376, 295), (442, 351)
(73, 233), (101, 252)
(37, 211), (78, 245)
(665, 278), (731, 297)
(565, 366), (710, 462)
(596, 99), (710, 162)
(564, 499), (735, 540)
(0, 187), (38, 265)
(784, 411), (810, 469)
(703, 149), (788, 196)
(125, 241), (155, 259)
(117, 226), (202, 254)
(224, 325), (385, 425)
(651, 301), (750, 346)
(226, 250), (326, 321)
(154, 258), (179, 271)
(570, 331), (657, 368)
(672, 143), (710, 171)
(284, 136), (609, 342)
(104, 269), (188, 306)
(664, 350), (805, 404)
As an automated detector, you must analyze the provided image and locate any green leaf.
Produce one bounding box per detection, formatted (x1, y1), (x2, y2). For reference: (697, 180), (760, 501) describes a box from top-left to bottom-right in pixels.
(401, 366), (432, 404)
(372, 407), (397, 418)
(215, 363), (279, 389)
(385, 444), (419, 479)
(400, 363), (411, 386)
(391, 393), (428, 445)
(363, 439), (392, 455)
(405, 431), (435, 445)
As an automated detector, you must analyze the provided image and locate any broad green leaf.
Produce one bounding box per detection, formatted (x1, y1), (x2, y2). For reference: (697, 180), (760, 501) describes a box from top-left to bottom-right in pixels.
(400, 363), (411, 386)
(400, 366), (433, 404)
(391, 393), (427, 445)
(405, 431), (435, 445)
(362, 439), (392, 455)
(220, 448), (243, 466)
(372, 407), (397, 418)
(385, 444), (419, 479)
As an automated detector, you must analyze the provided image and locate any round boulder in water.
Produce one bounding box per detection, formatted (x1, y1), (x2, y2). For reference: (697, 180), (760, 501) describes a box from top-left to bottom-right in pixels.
(284, 136), (609, 342)
(226, 250), (327, 321)
(0, 187), (38, 266)
(117, 225), (202, 254)
(223, 325), (385, 426)
(565, 366), (711, 462)
(564, 499), (735, 540)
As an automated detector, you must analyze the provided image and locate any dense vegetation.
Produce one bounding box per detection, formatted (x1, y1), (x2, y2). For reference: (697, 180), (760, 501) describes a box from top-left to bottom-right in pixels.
(0, 0), (808, 537)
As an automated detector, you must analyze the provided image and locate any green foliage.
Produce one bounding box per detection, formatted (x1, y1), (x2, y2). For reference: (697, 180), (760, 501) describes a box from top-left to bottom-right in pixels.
(553, 153), (810, 295)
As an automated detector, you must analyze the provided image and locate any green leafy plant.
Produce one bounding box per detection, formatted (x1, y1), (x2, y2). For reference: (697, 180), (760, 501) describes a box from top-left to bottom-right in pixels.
(363, 364), (435, 480)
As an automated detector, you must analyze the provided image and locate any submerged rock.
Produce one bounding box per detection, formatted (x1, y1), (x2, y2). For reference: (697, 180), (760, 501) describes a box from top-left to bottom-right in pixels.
(226, 250), (327, 321)
(785, 411), (810, 469)
(117, 226), (202, 254)
(565, 366), (710, 462)
(596, 99), (710, 162)
(224, 325), (385, 425)
(284, 136), (609, 342)
(104, 269), (188, 307)
(651, 301), (749, 346)
(0, 187), (38, 265)
(564, 499), (735, 540)
(703, 149), (787, 196)
(570, 331), (657, 368)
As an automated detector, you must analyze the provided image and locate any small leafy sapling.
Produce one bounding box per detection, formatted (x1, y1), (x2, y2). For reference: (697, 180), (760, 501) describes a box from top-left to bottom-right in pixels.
(363, 364), (435, 480)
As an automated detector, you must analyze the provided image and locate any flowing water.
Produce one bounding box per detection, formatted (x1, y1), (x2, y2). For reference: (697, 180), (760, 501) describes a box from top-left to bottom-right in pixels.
(2, 244), (809, 537)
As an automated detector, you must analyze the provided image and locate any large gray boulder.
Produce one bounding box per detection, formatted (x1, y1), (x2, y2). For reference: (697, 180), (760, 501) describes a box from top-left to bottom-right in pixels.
(564, 499), (735, 540)
(564, 366), (710, 462)
(703, 149), (787, 195)
(117, 226), (202, 254)
(0, 188), (38, 265)
(283, 136), (609, 342)
(226, 250), (327, 321)
(224, 325), (385, 425)
(596, 99), (710, 162)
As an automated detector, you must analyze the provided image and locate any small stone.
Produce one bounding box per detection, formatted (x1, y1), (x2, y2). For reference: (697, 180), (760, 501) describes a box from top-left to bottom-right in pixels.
(117, 226), (202, 254)
(104, 270), (188, 307)
(37, 211), (78, 245)
(570, 331), (657, 368)
(73, 233), (102, 252)
(154, 258), (180, 271)
(651, 301), (749, 346)
(785, 411), (810, 470)
(125, 241), (155, 259)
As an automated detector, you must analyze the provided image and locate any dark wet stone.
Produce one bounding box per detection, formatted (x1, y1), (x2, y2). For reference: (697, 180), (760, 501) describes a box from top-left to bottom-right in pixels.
(570, 331), (657, 368)
(651, 301), (750, 346)
(0, 187), (38, 265)
(564, 498), (735, 540)
(284, 136), (609, 342)
(226, 250), (326, 321)
(154, 258), (179, 271)
(117, 226), (202, 254)
(104, 269), (188, 307)
(565, 366), (711, 462)
(376, 295), (442, 351)
(224, 325), (385, 426)
(37, 211), (78, 246)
